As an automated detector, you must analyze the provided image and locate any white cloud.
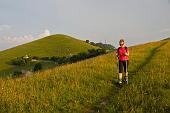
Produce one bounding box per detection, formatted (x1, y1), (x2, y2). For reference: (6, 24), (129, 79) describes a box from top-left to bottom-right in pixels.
(38, 29), (50, 38)
(44, 29), (50, 36)
(0, 29), (51, 50)
(1, 35), (34, 44)
(0, 25), (11, 31)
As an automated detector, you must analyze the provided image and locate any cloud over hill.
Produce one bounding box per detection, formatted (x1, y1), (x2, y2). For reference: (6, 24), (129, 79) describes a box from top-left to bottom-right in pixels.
(0, 29), (50, 51)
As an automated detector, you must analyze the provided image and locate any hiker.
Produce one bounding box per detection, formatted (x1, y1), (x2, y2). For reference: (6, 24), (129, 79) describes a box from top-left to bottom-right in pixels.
(116, 39), (129, 84)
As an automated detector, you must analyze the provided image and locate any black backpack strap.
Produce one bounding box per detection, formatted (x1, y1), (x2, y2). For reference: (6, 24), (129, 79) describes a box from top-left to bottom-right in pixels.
(117, 47), (120, 55)
(125, 46), (128, 52)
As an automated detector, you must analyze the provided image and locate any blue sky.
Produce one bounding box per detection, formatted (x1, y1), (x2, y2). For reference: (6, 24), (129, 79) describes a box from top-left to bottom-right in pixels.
(0, 0), (170, 50)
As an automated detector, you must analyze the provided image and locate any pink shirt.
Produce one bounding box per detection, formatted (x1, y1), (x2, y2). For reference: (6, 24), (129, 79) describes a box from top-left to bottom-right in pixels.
(117, 47), (129, 61)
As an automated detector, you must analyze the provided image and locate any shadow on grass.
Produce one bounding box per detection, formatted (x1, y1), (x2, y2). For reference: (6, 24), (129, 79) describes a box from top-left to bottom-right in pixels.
(88, 42), (167, 113)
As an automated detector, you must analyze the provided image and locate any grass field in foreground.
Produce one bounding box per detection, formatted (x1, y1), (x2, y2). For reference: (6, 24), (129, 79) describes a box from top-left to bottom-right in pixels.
(0, 34), (96, 76)
(0, 40), (169, 113)
(95, 41), (170, 113)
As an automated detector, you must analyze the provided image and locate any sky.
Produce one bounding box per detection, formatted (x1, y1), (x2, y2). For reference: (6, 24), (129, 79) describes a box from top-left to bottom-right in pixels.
(0, 0), (170, 50)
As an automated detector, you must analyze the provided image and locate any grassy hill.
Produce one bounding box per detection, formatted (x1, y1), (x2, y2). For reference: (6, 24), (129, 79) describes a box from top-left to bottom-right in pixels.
(0, 34), (96, 76)
(162, 37), (170, 41)
(0, 39), (170, 113)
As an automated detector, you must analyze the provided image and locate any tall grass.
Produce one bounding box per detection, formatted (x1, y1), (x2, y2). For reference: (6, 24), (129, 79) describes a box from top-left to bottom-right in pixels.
(0, 40), (169, 113)
(100, 41), (170, 113)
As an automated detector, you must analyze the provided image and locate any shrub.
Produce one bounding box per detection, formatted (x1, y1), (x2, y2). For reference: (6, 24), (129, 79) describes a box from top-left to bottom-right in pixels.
(90, 42), (96, 46)
(32, 56), (40, 60)
(39, 49), (106, 67)
(11, 57), (27, 66)
(13, 70), (23, 77)
(96, 48), (106, 55)
(58, 57), (68, 64)
(77, 52), (88, 60)
(51, 56), (60, 62)
(95, 43), (115, 50)
(85, 40), (90, 43)
(41, 57), (51, 60)
(11, 55), (32, 66)
(88, 49), (98, 57)
(34, 63), (43, 72)
(69, 55), (79, 63)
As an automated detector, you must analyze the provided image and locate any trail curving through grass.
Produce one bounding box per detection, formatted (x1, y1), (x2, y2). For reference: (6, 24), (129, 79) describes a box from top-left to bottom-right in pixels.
(89, 41), (168, 113)
(0, 40), (169, 113)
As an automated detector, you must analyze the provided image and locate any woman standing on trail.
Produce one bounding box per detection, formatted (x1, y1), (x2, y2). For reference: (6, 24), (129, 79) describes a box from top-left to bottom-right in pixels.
(116, 39), (129, 84)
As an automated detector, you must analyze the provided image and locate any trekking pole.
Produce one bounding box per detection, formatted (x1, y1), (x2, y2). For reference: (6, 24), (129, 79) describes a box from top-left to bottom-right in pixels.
(125, 60), (128, 84)
(126, 60), (127, 73)
(115, 52), (118, 73)
(116, 51), (119, 70)
(116, 53), (120, 84)
(115, 50), (119, 83)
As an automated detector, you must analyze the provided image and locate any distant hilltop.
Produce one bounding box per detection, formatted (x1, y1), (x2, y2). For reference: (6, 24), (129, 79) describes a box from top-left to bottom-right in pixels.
(162, 37), (170, 41)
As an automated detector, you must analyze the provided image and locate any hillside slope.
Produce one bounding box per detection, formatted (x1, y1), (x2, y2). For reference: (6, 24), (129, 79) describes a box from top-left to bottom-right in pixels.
(0, 40), (169, 113)
(0, 34), (96, 75)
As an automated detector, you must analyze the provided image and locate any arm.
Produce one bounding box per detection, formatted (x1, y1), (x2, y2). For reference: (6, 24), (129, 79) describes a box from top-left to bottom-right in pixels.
(124, 49), (129, 56)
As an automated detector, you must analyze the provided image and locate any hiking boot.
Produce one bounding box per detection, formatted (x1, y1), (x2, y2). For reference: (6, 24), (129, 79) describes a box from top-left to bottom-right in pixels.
(125, 76), (128, 84)
(118, 80), (123, 86)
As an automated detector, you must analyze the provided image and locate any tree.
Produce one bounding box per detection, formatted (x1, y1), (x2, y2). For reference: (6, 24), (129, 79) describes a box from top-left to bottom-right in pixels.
(88, 49), (98, 57)
(95, 43), (115, 50)
(85, 40), (90, 43)
(32, 56), (40, 60)
(90, 42), (96, 46)
(96, 48), (106, 55)
(34, 63), (43, 72)
(41, 57), (51, 60)
(77, 52), (88, 60)
(11, 57), (27, 66)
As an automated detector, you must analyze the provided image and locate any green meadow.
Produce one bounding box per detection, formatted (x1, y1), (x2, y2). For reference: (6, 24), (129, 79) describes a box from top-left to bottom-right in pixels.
(0, 36), (169, 113)
(0, 34), (96, 76)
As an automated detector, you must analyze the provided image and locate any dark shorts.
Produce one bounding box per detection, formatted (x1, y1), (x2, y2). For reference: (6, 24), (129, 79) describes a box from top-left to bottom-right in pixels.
(119, 60), (129, 73)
